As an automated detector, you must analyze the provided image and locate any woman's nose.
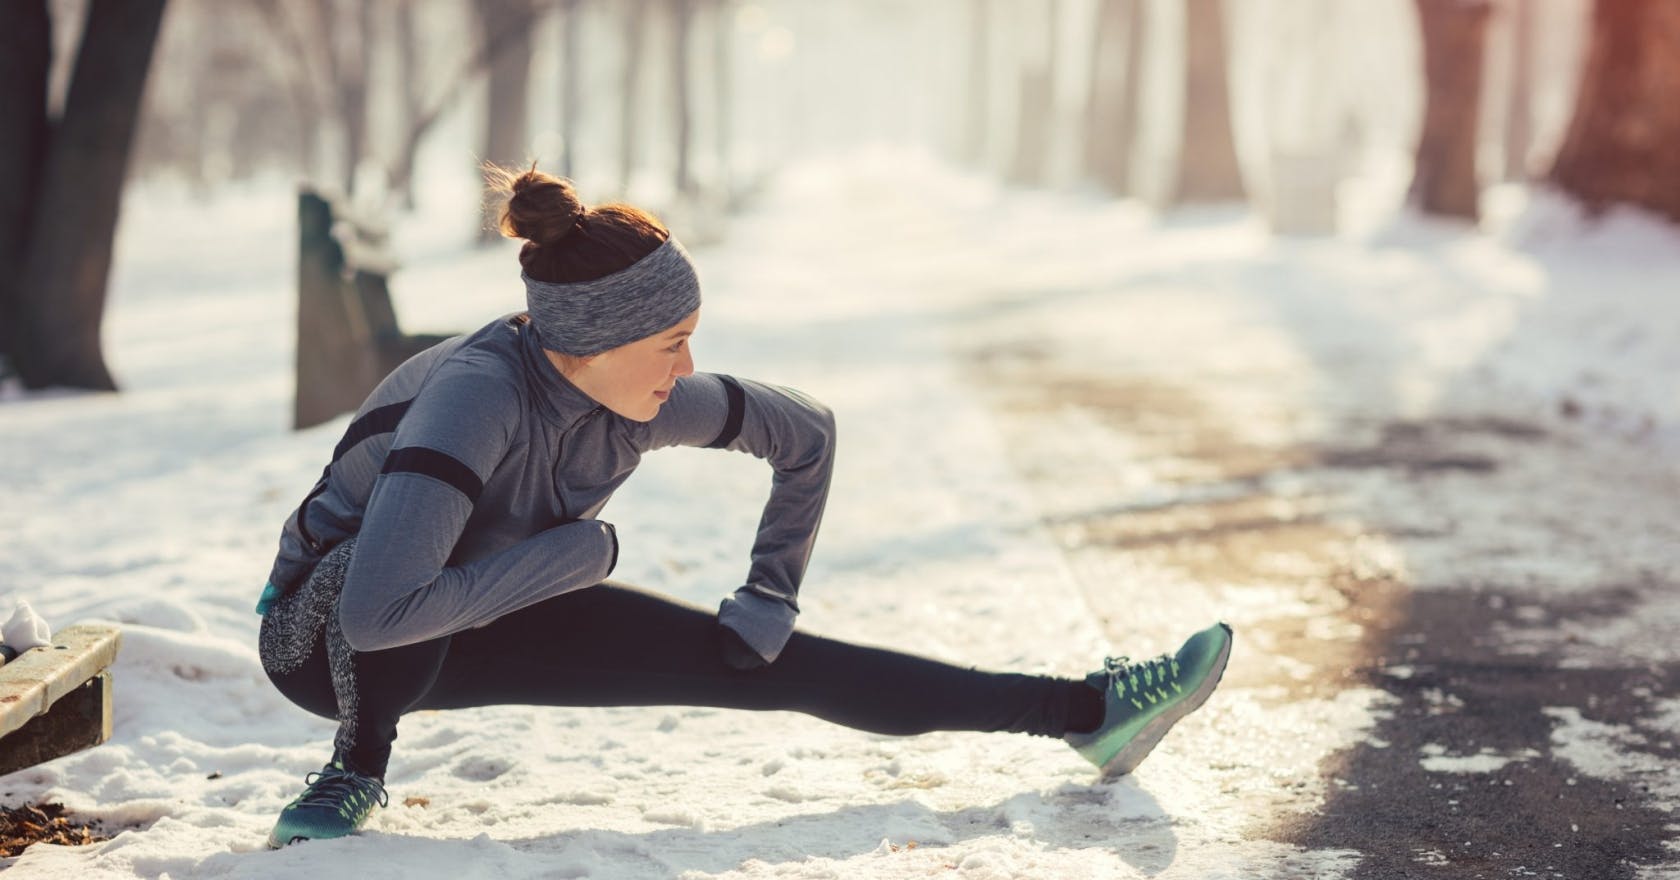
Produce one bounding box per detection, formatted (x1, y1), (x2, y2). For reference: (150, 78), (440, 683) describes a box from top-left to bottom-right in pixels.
(675, 346), (695, 377)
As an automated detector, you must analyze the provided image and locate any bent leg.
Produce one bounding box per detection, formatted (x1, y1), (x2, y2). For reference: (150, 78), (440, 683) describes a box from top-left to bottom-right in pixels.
(421, 581), (1092, 738)
(259, 539), (448, 777)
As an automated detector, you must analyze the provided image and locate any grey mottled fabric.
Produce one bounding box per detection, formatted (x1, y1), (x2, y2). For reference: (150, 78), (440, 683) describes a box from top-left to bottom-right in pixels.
(523, 237), (702, 356)
(259, 538), (363, 754)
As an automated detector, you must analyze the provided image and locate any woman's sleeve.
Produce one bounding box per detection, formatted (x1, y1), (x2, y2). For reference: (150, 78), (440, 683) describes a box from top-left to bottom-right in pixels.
(643, 372), (837, 663)
(336, 368), (617, 652)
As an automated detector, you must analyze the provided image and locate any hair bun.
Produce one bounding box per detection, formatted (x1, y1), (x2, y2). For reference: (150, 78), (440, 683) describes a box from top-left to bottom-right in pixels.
(488, 162), (587, 247)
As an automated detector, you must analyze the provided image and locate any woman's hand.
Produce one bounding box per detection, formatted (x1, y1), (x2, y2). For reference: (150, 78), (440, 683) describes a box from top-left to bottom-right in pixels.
(716, 587), (797, 670)
(718, 624), (769, 670)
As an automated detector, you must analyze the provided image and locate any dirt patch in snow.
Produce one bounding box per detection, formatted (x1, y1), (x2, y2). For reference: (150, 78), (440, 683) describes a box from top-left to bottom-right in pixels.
(0, 802), (108, 857)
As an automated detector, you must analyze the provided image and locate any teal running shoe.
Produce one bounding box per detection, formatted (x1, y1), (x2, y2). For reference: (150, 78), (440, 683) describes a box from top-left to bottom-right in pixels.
(267, 758), (389, 848)
(1066, 622), (1233, 777)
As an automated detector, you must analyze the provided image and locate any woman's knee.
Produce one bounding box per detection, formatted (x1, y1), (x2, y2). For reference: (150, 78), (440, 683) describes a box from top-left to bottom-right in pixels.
(264, 659), (340, 721)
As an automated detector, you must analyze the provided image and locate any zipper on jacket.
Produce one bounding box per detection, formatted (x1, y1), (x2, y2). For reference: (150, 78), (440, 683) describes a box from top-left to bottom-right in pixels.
(552, 406), (604, 523)
(294, 465), (332, 553)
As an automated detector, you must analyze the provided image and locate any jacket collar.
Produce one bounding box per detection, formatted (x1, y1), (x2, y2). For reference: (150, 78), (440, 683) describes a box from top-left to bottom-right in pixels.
(514, 315), (604, 431)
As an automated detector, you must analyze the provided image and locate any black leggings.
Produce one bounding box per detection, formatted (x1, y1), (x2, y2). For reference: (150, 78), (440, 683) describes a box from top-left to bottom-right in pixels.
(260, 546), (1094, 777)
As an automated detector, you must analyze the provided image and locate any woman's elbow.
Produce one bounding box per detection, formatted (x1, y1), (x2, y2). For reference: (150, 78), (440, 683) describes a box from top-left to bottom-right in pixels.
(809, 401), (837, 462)
(336, 581), (411, 653)
(337, 602), (394, 653)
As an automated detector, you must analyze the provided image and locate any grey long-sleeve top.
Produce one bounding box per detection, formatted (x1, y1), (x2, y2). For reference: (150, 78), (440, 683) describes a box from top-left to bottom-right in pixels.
(264, 313), (836, 656)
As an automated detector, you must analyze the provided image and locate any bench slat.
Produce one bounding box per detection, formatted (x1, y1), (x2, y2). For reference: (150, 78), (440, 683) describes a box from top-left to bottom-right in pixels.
(0, 624), (123, 741)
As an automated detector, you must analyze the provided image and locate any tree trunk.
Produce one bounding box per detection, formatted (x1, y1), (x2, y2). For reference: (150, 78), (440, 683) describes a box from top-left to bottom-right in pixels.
(1173, 0), (1244, 204)
(1549, 0), (1680, 222)
(560, 0), (583, 180)
(0, 1), (52, 380)
(388, 2), (546, 209)
(249, 0), (325, 185)
(308, 0), (370, 197)
(1007, 0), (1059, 185)
(620, 0), (649, 195)
(1502, 0), (1536, 181)
(962, 0), (990, 166)
(673, 0), (696, 197)
(1409, 0), (1492, 221)
(712, 0), (732, 199)
(394, 0), (422, 209)
(343, 0), (372, 197)
(478, 0), (538, 242)
(11, 0), (166, 391)
(1083, 0), (1143, 195)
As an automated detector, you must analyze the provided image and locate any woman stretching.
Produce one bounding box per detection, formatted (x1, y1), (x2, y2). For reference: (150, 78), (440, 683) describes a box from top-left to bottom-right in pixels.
(255, 165), (1233, 848)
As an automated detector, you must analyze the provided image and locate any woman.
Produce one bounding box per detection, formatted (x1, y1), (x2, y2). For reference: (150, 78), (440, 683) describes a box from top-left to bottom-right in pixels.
(255, 165), (1233, 848)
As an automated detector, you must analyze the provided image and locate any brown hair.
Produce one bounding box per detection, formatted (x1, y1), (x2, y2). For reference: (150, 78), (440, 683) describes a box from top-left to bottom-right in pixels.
(484, 161), (669, 284)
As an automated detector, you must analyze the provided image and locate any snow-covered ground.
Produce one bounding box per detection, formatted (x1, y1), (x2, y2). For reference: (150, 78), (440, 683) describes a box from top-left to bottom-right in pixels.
(3, 152), (1678, 878)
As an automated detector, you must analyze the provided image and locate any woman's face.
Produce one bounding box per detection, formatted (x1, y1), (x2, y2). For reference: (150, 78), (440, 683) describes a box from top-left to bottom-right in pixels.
(561, 310), (699, 421)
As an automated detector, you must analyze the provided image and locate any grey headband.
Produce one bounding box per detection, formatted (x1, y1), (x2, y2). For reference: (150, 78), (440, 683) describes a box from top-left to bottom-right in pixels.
(523, 236), (702, 356)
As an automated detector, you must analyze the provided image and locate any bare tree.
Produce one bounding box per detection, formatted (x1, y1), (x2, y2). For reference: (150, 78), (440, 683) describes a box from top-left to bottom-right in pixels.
(388, 3), (553, 211)
(1502, 0), (1536, 181)
(1, 0), (167, 391)
(478, 0), (540, 241)
(393, 0), (424, 208)
(0, 1), (51, 383)
(1549, 0), (1680, 222)
(620, 0), (650, 195)
(1008, 0), (1059, 185)
(962, 0), (991, 166)
(673, 0), (697, 197)
(247, 0), (325, 183)
(1173, 0), (1244, 204)
(320, 0), (373, 197)
(1409, 0), (1493, 220)
(712, 0), (733, 199)
(1083, 0), (1145, 195)
(559, 0), (584, 180)
(249, 0), (371, 195)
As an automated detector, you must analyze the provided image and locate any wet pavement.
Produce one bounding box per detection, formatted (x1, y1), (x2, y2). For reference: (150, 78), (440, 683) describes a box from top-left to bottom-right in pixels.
(964, 341), (1680, 879)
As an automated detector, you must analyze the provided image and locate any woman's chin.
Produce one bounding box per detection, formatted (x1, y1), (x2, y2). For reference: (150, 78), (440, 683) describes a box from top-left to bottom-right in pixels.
(614, 401), (661, 422)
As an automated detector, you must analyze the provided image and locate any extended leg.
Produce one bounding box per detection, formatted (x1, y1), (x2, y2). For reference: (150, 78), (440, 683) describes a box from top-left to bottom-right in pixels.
(420, 580), (1098, 738)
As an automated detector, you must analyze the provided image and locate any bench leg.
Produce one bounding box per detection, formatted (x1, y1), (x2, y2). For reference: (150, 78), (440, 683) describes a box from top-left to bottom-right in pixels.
(0, 674), (113, 777)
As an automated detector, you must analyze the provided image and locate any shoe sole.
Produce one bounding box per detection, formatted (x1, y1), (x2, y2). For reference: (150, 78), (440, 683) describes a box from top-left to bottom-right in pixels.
(1100, 623), (1233, 777)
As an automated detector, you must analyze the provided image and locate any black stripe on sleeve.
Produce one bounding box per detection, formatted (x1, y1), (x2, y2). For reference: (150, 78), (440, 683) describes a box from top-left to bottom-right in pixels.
(381, 447), (485, 503)
(705, 376), (747, 449)
(333, 399), (414, 462)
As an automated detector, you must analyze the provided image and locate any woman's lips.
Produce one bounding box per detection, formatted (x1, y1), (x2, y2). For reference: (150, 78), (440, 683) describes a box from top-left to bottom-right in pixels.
(653, 390), (670, 401)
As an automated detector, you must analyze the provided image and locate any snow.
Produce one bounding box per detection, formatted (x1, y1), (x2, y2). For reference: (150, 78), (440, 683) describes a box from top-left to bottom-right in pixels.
(4, 151), (1680, 876)
(1, 601), (52, 653)
(1417, 744), (1539, 775)
(1544, 708), (1680, 803)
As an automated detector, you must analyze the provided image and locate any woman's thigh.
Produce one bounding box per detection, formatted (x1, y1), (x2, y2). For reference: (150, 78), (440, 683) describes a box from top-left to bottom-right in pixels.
(416, 581), (756, 710)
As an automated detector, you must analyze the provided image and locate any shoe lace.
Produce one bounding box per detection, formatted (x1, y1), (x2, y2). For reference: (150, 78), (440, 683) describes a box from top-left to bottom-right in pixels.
(295, 766), (390, 813)
(1102, 653), (1183, 706)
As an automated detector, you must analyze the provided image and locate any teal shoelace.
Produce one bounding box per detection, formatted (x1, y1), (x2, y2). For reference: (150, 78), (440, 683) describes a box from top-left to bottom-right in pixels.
(294, 767), (390, 820)
(1103, 654), (1185, 710)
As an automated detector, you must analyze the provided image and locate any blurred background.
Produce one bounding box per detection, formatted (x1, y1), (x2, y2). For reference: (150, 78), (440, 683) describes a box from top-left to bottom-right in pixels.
(1, 0), (1676, 400)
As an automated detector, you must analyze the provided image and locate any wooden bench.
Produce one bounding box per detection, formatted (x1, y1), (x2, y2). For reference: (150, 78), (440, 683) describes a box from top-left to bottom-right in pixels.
(0, 625), (122, 777)
(294, 189), (453, 430)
